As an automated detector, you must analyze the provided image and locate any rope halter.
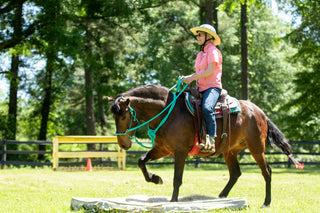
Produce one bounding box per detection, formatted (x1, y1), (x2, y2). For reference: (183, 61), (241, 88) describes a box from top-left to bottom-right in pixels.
(115, 77), (188, 149)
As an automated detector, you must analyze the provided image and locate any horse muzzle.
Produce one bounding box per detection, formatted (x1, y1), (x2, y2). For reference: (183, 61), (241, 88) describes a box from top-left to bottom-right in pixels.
(117, 135), (132, 150)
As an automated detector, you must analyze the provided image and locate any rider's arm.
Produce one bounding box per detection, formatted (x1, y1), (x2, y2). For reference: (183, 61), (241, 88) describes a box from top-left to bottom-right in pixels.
(182, 63), (215, 84)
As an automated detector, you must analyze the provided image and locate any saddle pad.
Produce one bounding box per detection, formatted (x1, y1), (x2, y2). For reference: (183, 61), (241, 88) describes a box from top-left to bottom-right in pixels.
(185, 92), (242, 115)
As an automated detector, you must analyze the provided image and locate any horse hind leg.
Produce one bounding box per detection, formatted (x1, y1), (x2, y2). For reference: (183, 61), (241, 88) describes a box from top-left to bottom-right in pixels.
(219, 152), (242, 198)
(251, 152), (272, 208)
(138, 150), (163, 185)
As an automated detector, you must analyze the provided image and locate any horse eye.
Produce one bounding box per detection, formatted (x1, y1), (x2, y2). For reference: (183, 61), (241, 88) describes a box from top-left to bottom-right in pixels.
(121, 115), (126, 121)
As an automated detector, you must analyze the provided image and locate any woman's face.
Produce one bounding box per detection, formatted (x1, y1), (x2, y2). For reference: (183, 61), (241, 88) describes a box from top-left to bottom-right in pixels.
(196, 31), (206, 45)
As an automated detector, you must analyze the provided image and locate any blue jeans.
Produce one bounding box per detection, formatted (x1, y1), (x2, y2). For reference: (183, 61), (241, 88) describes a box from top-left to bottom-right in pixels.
(201, 87), (222, 137)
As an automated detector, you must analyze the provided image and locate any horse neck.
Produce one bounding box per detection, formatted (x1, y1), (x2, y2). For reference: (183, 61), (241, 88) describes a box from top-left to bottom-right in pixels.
(130, 96), (169, 128)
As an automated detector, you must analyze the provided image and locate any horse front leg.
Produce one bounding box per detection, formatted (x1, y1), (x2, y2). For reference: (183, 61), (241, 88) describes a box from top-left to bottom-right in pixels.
(170, 150), (188, 202)
(138, 149), (164, 185)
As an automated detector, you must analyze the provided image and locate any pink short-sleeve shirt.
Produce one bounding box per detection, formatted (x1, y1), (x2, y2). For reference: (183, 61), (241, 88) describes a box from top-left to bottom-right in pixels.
(195, 43), (222, 92)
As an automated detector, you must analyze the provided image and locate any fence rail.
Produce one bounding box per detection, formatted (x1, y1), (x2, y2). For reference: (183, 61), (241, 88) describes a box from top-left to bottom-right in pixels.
(52, 136), (126, 170)
(1, 139), (319, 169)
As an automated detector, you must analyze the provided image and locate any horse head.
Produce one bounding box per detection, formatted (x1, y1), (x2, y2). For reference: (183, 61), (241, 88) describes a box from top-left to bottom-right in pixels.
(108, 96), (134, 150)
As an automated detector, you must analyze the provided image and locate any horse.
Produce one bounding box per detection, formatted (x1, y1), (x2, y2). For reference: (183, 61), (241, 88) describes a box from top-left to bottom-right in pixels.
(108, 83), (303, 208)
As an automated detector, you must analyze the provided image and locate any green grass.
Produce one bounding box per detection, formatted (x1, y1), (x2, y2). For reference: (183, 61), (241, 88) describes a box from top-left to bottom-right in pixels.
(0, 165), (319, 212)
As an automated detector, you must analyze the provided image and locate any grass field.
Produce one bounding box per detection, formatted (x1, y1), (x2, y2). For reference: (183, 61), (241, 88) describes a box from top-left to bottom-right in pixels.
(0, 165), (319, 213)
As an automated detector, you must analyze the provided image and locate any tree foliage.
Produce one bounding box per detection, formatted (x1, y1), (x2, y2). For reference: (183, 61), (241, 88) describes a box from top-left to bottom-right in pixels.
(0, 0), (318, 143)
(277, 0), (320, 140)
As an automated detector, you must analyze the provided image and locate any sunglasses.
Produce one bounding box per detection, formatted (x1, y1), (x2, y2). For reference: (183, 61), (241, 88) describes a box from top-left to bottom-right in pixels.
(196, 33), (203, 37)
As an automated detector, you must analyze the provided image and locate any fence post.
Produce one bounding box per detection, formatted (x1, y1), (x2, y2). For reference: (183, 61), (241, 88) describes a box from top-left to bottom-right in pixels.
(99, 143), (103, 167)
(52, 137), (59, 170)
(195, 156), (199, 168)
(1, 140), (6, 169)
(122, 149), (126, 170)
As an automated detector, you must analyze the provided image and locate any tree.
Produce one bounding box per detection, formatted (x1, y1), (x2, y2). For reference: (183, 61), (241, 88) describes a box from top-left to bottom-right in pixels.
(0, 0), (38, 50)
(0, 0), (38, 140)
(247, 3), (297, 114)
(278, 0), (320, 140)
(21, 0), (81, 141)
(199, 0), (220, 30)
(1, 0), (24, 140)
(0, 0), (310, 145)
(76, 0), (133, 149)
(35, 0), (62, 158)
(240, 0), (249, 100)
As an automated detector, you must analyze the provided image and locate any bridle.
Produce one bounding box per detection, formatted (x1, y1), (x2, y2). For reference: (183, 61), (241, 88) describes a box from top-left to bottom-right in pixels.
(115, 78), (188, 149)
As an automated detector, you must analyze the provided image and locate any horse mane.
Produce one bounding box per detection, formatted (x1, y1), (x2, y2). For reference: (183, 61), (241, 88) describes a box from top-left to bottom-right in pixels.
(111, 85), (170, 115)
(121, 84), (169, 100)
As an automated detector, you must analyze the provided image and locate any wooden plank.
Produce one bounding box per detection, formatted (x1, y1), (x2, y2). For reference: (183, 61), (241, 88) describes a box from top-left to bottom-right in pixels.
(54, 136), (118, 144)
(51, 136), (126, 170)
(3, 161), (52, 166)
(5, 141), (52, 145)
(57, 151), (125, 158)
(6, 150), (51, 155)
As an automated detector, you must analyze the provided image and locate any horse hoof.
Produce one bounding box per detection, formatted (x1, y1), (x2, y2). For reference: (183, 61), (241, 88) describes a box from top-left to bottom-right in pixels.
(152, 174), (163, 185)
(158, 177), (163, 184)
(170, 198), (178, 202)
(260, 204), (270, 209)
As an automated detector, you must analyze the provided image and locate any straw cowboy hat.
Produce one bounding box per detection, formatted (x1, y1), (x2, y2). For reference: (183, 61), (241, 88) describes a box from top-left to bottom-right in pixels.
(190, 24), (221, 46)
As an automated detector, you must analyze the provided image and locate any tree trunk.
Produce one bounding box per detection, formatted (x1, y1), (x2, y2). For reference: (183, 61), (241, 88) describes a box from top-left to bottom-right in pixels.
(85, 30), (96, 151)
(38, 50), (54, 160)
(37, 0), (60, 160)
(200, 0), (219, 33)
(212, 0), (219, 32)
(98, 93), (107, 136)
(204, 0), (214, 24)
(85, 69), (96, 150)
(96, 74), (107, 136)
(6, 1), (23, 140)
(85, 69), (96, 136)
(241, 0), (249, 100)
(7, 55), (19, 140)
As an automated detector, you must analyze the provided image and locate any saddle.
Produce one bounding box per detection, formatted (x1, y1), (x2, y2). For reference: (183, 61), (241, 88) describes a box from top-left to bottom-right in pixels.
(185, 87), (242, 149)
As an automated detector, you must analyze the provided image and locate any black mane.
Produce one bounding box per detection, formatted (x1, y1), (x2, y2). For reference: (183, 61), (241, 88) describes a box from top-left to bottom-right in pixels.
(120, 84), (169, 100)
(110, 84), (169, 115)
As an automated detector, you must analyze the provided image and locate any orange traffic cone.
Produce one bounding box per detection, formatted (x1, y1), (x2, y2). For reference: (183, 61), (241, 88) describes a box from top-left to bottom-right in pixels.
(85, 158), (93, 172)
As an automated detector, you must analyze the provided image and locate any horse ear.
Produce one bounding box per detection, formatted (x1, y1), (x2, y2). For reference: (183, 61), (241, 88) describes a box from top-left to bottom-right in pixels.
(125, 98), (130, 105)
(118, 97), (130, 108)
(106, 96), (114, 103)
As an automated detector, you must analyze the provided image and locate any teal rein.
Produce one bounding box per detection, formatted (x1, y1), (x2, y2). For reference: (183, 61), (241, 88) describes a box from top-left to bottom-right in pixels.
(115, 78), (188, 149)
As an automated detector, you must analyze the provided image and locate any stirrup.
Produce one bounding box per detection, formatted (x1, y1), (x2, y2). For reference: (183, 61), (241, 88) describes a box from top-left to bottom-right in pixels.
(198, 135), (215, 152)
(197, 142), (205, 150)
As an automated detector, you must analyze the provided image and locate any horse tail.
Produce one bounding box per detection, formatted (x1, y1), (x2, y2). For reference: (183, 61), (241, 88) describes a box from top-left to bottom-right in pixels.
(266, 119), (304, 169)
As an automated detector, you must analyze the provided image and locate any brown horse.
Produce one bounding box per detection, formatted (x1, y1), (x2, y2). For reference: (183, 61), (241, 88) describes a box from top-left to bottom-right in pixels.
(108, 84), (303, 208)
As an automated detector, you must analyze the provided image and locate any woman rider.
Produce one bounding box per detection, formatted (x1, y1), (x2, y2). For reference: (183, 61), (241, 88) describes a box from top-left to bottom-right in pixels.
(181, 24), (222, 152)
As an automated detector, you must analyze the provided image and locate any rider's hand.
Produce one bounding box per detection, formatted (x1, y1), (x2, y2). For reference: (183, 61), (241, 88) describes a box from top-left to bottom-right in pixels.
(181, 75), (194, 84)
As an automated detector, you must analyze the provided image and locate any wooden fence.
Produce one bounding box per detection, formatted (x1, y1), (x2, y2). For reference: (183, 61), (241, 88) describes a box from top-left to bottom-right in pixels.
(0, 140), (52, 169)
(1, 139), (319, 169)
(52, 136), (126, 170)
